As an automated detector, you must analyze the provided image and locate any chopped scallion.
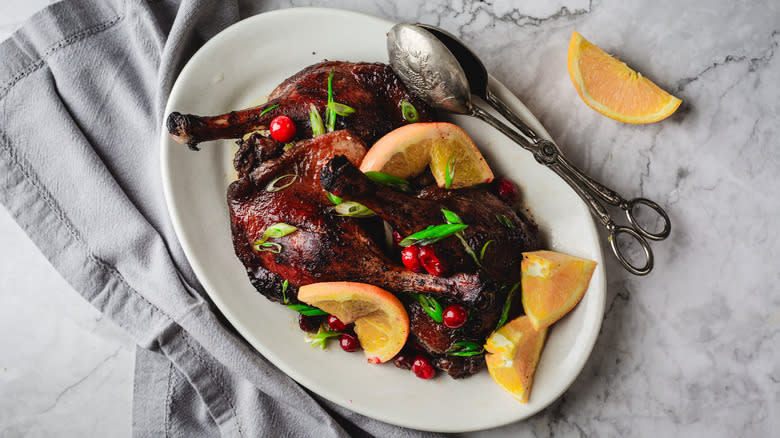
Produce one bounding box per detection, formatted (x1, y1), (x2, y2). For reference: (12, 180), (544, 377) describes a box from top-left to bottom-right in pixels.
(495, 282), (520, 331)
(326, 192), (343, 205)
(401, 100), (419, 123)
(310, 326), (341, 349)
(441, 209), (463, 225)
(264, 223), (297, 239)
(334, 201), (375, 217)
(259, 104), (279, 117)
(398, 223), (468, 247)
(480, 240), (494, 262)
(309, 103), (325, 136)
(326, 70), (336, 132)
(286, 304), (328, 317)
(281, 279), (289, 304)
(409, 293), (443, 323)
(327, 101), (356, 116)
(496, 214), (515, 229)
(265, 173), (298, 192)
(445, 154), (455, 189)
(445, 341), (484, 357)
(364, 171), (411, 193)
(253, 241), (282, 253)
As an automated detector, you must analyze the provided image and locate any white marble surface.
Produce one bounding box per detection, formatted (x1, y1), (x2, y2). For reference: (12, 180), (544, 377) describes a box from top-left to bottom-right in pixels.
(1, 0), (778, 437)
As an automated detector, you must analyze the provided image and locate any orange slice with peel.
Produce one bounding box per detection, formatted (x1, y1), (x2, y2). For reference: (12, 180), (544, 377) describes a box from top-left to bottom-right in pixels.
(484, 315), (547, 403)
(297, 281), (409, 364)
(521, 250), (597, 330)
(568, 31), (681, 123)
(360, 122), (494, 189)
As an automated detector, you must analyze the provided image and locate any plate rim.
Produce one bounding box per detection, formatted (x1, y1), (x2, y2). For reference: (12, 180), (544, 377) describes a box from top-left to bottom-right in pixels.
(160, 6), (606, 432)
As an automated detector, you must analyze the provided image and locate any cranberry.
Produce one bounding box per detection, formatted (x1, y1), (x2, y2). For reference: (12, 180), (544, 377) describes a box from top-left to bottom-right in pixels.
(401, 245), (424, 272)
(418, 246), (447, 276)
(339, 332), (361, 352)
(411, 355), (436, 379)
(327, 315), (348, 332)
(442, 304), (468, 329)
(393, 352), (413, 370)
(298, 314), (322, 333)
(269, 115), (296, 142)
(495, 177), (519, 205)
(392, 230), (403, 248)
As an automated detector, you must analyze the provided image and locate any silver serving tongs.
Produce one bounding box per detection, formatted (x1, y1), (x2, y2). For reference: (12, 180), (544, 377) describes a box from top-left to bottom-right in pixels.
(388, 24), (671, 275)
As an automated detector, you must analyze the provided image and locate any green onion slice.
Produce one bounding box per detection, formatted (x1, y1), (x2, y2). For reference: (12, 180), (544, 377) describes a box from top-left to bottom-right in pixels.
(480, 240), (495, 262)
(364, 171), (411, 193)
(326, 70), (336, 132)
(281, 279), (289, 304)
(441, 209), (463, 225)
(496, 214), (515, 229)
(264, 223), (297, 239)
(495, 282), (520, 331)
(253, 241), (282, 253)
(445, 154), (455, 189)
(398, 223), (468, 247)
(311, 326), (341, 349)
(409, 293), (443, 323)
(286, 304), (328, 317)
(265, 173), (298, 192)
(259, 104), (279, 117)
(334, 201), (376, 217)
(446, 341), (485, 357)
(327, 101), (356, 116)
(309, 103), (325, 137)
(326, 192), (343, 205)
(401, 100), (419, 123)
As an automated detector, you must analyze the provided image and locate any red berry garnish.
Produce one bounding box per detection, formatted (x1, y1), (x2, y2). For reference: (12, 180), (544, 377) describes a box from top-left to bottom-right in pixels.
(339, 332), (361, 352)
(392, 230), (403, 248)
(298, 314), (322, 333)
(393, 352), (413, 370)
(401, 245), (424, 273)
(442, 304), (468, 328)
(327, 315), (348, 332)
(419, 246), (447, 276)
(411, 355), (436, 379)
(269, 115), (296, 143)
(495, 177), (519, 205)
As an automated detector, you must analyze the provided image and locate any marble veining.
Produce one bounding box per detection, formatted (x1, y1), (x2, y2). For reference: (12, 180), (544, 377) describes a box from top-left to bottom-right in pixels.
(2, 0), (779, 436)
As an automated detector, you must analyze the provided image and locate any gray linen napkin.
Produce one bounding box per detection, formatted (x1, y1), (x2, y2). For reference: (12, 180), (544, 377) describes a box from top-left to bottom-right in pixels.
(0, 0), (444, 436)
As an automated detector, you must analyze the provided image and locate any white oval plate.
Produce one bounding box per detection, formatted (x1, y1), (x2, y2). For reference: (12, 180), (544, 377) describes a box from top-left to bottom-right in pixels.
(160, 7), (605, 433)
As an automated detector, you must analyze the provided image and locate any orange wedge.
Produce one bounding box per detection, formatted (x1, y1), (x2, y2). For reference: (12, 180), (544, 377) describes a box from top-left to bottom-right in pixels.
(521, 250), (597, 330)
(484, 315), (547, 403)
(297, 282), (409, 364)
(568, 31), (681, 123)
(360, 122), (494, 189)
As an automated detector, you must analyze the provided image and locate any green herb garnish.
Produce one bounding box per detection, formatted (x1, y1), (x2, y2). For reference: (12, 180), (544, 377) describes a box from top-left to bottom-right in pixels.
(326, 192), (343, 205)
(253, 241), (282, 253)
(281, 279), (289, 304)
(259, 104), (279, 117)
(364, 171), (411, 193)
(496, 214), (515, 229)
(401, 100), (419, 123)
(495, 282), (520, 331)
(399, 223), (468, 247)
(326, 70), (336, 132)
(327, 101), (356, 116)
(441, 209), (463, 225)
(334, 201), (376, 217)
(265, 172), (298, 192)
(480, 240), (494, 262)
(309, 103), (325, 136)
(444, 154), (455, 189)
(310, 326), (341, 349)
(409, 293), (443, 323)
(442, 209), (481, 267)
(446, 341), (484, 357)
(283, 143), (293, 151)
(286, 304), (328, 317)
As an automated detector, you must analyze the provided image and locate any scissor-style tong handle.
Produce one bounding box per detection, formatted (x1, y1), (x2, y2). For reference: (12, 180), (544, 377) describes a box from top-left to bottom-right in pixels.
(470, 103), (671, 276)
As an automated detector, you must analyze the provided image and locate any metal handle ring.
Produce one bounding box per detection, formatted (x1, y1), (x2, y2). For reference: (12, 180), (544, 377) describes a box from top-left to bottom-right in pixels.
(625, 198), (671, 241)
(609, 225), (654, 276)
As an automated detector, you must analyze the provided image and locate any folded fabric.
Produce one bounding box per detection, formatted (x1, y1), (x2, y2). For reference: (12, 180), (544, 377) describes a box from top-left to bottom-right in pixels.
(0, 0), (444, 436)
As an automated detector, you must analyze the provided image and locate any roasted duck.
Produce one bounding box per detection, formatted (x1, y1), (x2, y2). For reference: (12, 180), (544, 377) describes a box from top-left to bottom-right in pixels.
(166, 61), (542, 378)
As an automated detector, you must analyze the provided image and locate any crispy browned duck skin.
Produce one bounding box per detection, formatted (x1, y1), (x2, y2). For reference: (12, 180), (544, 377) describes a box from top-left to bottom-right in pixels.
(167, 61), (434, 150)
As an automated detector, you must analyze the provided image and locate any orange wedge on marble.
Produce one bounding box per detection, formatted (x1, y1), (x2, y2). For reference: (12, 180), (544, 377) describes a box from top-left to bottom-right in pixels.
(568, 31), (681, 123)
(297, 281), (409, 364)
(521, 250), (597, 330)
(484, 315), (548, 403)
(360, 122), (493, 189)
